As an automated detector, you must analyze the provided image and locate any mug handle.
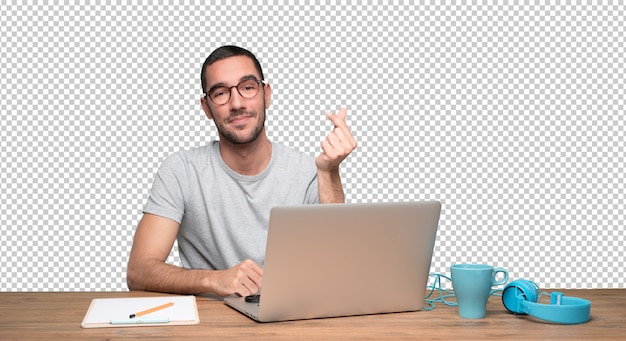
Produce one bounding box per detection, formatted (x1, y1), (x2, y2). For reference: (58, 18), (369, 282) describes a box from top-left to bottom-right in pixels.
(492, 267), (509, 286)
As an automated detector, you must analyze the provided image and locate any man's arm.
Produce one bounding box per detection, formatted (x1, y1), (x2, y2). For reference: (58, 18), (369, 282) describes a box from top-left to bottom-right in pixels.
(315, 108), (358, 203)
(126, 213), (263, 296)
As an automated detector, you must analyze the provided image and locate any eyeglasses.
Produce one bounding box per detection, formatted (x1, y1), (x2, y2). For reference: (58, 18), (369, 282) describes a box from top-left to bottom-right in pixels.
(204, 78), (266, 105)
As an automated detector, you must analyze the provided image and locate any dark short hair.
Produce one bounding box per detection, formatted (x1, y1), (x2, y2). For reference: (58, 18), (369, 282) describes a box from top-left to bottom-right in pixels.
(200, 45), (265, 93)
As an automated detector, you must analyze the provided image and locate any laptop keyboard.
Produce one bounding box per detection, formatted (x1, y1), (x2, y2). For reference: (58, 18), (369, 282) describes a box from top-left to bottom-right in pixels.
(245, 294), (260, 303)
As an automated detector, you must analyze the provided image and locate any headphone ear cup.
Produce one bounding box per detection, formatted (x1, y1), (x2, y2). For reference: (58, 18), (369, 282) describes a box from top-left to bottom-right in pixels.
(502, 279), (539, 314)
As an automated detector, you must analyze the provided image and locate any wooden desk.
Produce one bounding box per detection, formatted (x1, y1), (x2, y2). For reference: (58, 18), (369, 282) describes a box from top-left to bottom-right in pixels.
(0, 289), (624, 340)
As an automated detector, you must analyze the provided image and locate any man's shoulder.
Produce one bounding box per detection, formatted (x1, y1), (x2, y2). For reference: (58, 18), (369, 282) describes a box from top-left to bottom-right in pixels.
(160, 141), (218, 167)
(272, 142), (313, 160)
(271, 142), (316, 174)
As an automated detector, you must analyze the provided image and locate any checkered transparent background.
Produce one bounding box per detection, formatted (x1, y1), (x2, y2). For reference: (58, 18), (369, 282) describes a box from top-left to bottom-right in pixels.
(1, 2), (624, 291)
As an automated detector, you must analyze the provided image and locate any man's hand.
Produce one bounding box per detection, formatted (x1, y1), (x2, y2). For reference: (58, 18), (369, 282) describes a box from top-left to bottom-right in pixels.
(213, 259), (263, 297)
(315, 108), (357, 172)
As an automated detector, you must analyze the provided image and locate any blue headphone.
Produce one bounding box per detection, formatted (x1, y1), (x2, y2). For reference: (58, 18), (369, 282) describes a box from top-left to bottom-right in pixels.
(501, 279), (591, 324)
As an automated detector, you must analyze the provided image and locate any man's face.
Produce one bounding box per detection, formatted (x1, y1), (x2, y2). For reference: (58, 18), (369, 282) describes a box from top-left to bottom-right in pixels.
(201, 55), (271, 145)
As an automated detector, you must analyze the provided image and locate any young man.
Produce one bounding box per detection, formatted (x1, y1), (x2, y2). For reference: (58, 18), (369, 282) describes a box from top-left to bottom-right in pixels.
(126, 45), (357, 297)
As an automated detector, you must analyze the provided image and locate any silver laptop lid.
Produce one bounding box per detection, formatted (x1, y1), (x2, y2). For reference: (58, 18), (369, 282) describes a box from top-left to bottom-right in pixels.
(255, 201), (441, 322)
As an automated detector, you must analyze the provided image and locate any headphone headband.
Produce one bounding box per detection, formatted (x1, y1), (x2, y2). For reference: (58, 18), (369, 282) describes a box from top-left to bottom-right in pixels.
(502, 280), (591, 324)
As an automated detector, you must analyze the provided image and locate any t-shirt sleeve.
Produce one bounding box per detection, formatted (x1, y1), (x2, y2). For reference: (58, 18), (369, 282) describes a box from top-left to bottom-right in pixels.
(305, 173), (320, 204)
(143, 153), (187, 224)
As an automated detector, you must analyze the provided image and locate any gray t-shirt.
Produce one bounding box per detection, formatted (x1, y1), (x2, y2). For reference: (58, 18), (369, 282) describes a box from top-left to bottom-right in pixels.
(143, 141), (319, 270)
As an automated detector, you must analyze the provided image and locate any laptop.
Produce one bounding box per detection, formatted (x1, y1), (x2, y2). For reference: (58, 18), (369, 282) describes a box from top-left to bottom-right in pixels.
(224, 200), (441, 322)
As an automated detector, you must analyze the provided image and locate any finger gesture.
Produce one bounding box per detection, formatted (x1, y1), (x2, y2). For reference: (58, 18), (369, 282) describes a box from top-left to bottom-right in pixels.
(315, 108), (357, 172)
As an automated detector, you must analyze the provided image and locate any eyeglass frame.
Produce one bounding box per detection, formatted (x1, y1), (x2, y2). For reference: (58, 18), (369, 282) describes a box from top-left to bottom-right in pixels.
(203, 78), (266, 105)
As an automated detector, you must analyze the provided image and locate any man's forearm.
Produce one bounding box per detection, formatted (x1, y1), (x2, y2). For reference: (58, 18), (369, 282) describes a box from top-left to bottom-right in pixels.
(317, 169), (345, 204)
(127, 258), (214, 295)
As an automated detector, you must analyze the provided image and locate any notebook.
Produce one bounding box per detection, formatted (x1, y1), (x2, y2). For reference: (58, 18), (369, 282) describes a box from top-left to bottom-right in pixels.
(224, 200), (441, 322)
(81, 295), (199, 328)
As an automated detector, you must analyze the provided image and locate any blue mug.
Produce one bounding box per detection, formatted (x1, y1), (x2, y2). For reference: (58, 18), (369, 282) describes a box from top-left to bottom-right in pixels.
(451, 264), (508, 319)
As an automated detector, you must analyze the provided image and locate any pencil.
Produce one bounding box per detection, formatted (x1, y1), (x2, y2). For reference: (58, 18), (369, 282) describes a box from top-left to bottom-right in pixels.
(129, 302), (174, 319)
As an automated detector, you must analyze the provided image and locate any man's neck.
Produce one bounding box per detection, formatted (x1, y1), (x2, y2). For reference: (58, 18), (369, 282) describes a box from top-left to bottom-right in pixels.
(218, 135), (272, 176)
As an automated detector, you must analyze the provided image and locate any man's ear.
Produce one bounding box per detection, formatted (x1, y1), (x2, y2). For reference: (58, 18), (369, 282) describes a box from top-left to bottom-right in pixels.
(200, 96), (214, 120)
(264, 82), (272, 109)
